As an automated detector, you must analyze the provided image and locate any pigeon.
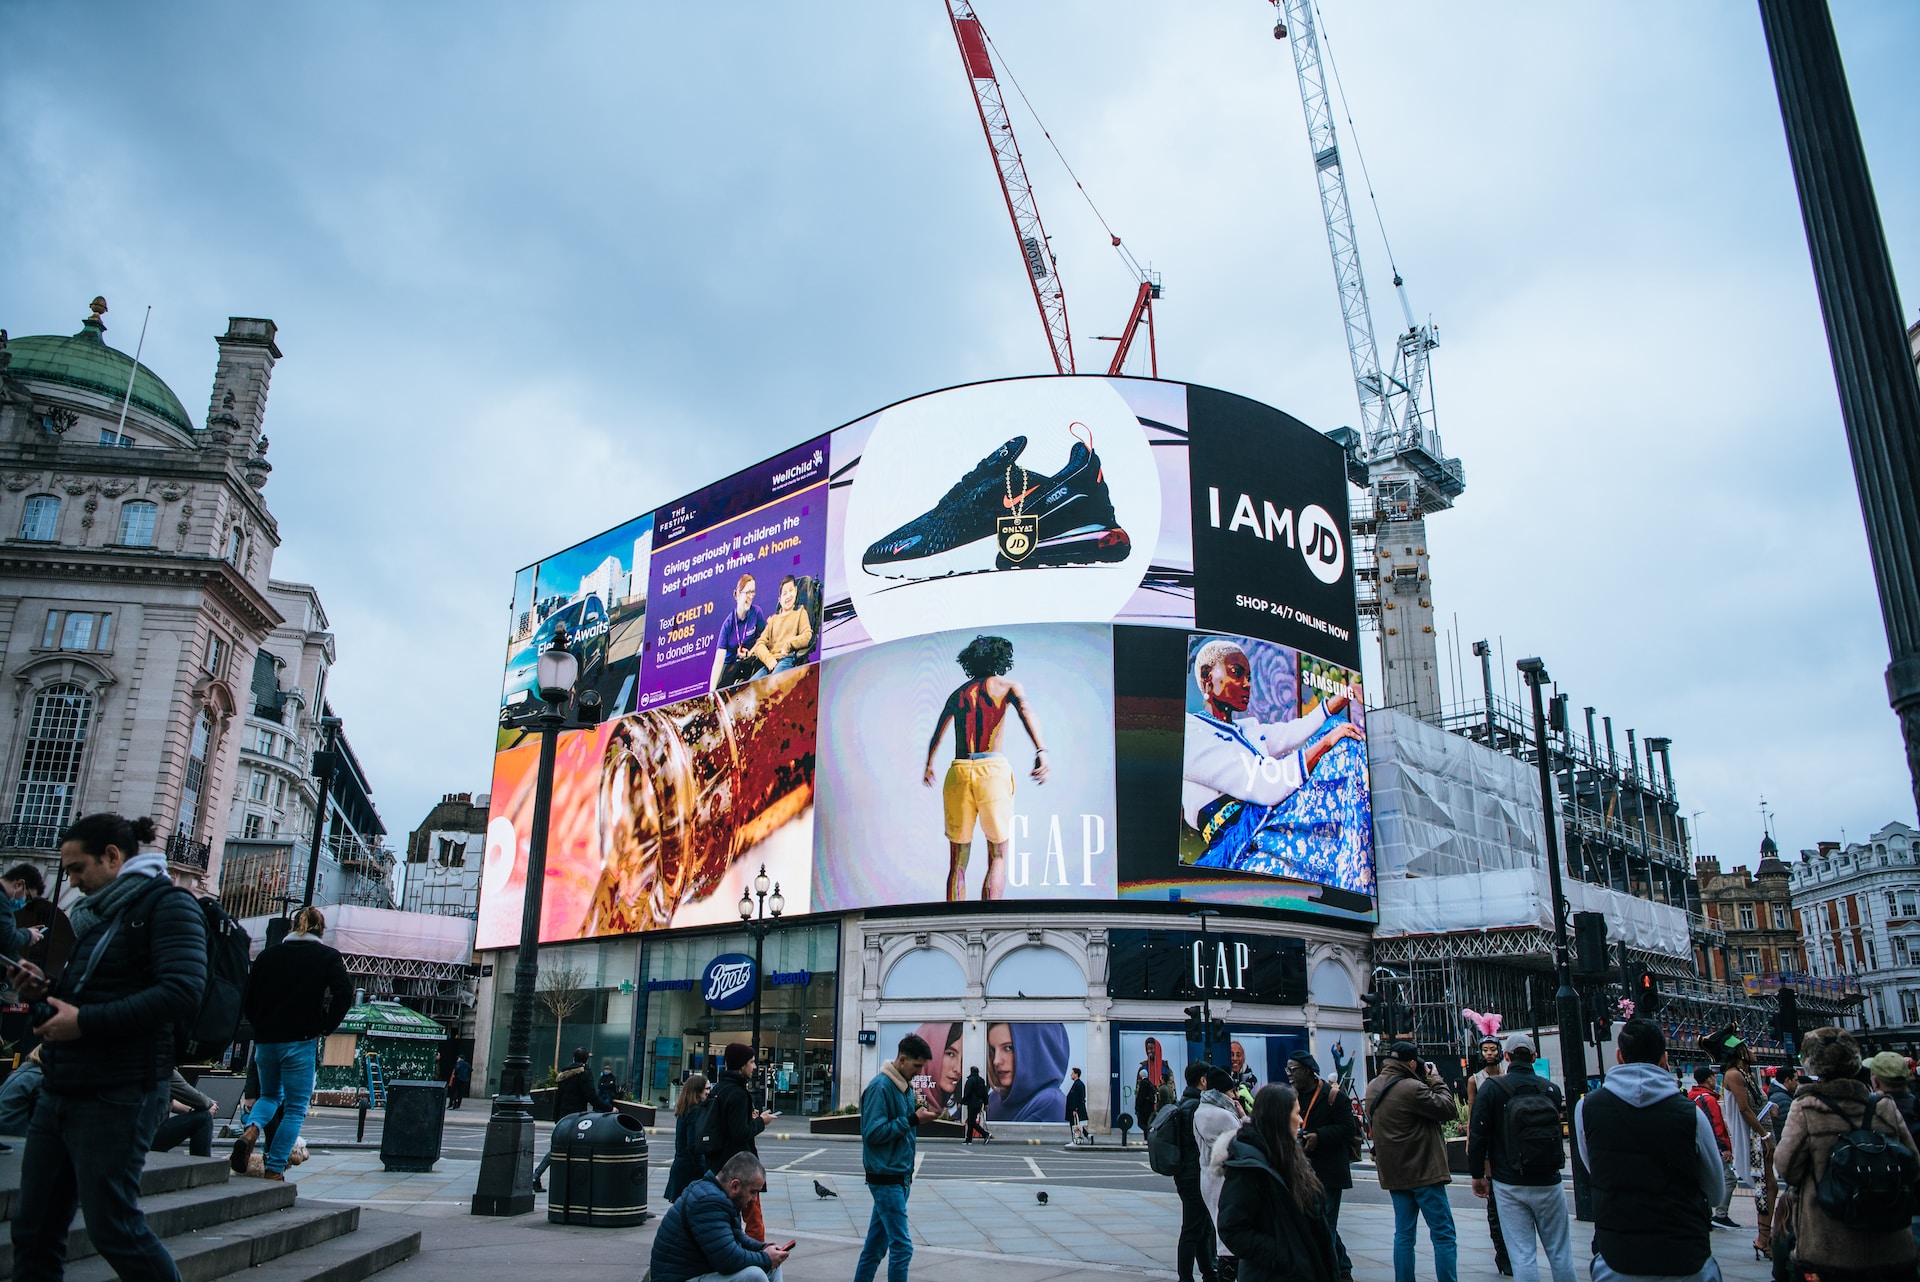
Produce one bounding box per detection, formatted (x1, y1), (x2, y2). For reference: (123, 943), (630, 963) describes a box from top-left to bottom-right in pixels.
(814, 1180), (838, 1199)
(1035, 1191), (1048, 1206)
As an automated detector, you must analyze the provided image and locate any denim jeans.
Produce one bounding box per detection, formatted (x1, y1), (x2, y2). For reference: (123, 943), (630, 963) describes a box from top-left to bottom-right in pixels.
(245, 1040), (316, 1174)
(152, 1109), (215, 1157)
(1493, 1182), (1575, 1282)
(1324, 1184), (1354, 1274)
(854, 1181), (912, 1282)
(689, 1267), (783, 1282)
(11, 1080), (179, 1282)
(1391, 1183), (1459, 1282)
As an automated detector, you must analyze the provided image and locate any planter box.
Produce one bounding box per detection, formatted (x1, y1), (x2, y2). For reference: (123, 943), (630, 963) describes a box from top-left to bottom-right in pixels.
(807, 1113), (964, 1139)
(532, 1088), (558, 1122)
(613, 1099), (657, 1128)
(1446, 1136), (1469, 1174)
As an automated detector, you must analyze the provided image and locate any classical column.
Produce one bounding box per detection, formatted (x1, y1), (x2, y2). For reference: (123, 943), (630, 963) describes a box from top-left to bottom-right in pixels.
(1758, 0), (1920, 816)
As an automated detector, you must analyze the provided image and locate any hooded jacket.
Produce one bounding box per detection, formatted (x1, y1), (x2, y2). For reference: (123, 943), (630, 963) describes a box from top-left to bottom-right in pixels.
(1686, 1084), (1730, 1151)
(961, 1070), (989, 1110)
(1194, 1088), (1242, 1228)
(1364, 1058), (1456, 1191)
(1775, 1077), (1918, 1274)
(554, 1063), (597, 1119)
(1574, 1061), (1723, 1280)
(986, 1024), (1070, 1122)
(1216, 1126), (1339, 1282)
(1765, 1075), (1795, 1146)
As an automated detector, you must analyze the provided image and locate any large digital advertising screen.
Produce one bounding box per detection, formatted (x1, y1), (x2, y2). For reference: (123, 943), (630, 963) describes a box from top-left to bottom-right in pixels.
(478, 376), (1372, 949)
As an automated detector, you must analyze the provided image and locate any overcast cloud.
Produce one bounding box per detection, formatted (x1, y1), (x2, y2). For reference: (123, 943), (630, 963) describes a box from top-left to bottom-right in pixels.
(3, 2), (1915, 868)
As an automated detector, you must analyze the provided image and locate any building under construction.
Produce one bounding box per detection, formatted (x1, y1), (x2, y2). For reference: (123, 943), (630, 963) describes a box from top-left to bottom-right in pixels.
(1366, 685), (1852, 1079)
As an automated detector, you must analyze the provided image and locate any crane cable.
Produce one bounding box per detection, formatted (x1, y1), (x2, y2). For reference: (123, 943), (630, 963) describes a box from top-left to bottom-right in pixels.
(1310, 0), (1401, 282)
(976, 23), (1151, 287)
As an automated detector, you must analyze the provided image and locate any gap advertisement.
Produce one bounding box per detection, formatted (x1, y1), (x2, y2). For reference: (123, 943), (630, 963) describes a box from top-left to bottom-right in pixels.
(480, 377), (1373, 946)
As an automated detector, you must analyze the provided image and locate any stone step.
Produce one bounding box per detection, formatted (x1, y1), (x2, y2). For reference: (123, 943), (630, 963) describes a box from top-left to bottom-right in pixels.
(62, 1204), (361, 1282)
(0, 1146), (231, 1223)
(0, 1178), (297, 1279)
(230, 1220), (421, 1282)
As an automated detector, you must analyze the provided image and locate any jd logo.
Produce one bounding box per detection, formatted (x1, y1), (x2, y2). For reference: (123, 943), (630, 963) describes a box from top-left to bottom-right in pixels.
(1207, 488), (1345, 585)
(1298, 504), (1344, 584)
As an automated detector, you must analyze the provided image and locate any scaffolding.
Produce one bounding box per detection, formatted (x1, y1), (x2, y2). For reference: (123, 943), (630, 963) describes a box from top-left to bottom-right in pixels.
(217, 836), (399, 920)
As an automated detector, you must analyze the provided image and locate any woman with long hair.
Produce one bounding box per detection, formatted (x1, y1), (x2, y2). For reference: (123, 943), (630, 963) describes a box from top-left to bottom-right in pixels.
(663, 1073), (711, 1202)
(1217, 1084), (1340, 1282)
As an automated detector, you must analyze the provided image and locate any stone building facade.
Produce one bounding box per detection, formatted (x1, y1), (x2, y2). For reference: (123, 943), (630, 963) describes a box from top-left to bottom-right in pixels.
(402, 791), (488, 918)
(0, 299), (286, 888)
(1695, 835), (1805, 982)
(1791, 821), (1920, 1041)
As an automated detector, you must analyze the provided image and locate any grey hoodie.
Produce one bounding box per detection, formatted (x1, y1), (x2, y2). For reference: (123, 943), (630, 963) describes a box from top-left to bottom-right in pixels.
(1574, 1062), (1727, 1282)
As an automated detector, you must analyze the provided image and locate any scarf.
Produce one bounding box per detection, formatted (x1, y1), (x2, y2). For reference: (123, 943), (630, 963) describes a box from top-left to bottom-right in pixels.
(67, 852), (168, 940)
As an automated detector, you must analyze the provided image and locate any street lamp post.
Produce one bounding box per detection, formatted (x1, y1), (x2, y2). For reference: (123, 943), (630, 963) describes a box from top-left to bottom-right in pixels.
(739, 864), (785, 1108)
(1518, 657), (1592, 1220)
(1189, 908), (1221, 1064)
(301, 716), (342, 909)
(472, 633), (601, 1218)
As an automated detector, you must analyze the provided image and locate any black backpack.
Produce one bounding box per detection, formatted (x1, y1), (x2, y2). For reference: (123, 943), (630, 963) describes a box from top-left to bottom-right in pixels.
(1499, 1075), (1565, 1177)
(1812, 1098), (1918, 1233)
(1147, 1098), (1198, 1177)
(125, 881), (252, 1060)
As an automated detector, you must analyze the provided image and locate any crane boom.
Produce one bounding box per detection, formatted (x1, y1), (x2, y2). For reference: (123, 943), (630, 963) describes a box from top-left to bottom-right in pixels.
(945, 0), (1075, 375)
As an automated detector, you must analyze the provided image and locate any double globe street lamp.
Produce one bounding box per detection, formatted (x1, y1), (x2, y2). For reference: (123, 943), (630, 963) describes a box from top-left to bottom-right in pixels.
(472, 632), (602, 1217)
(739, 865), (783, 1108)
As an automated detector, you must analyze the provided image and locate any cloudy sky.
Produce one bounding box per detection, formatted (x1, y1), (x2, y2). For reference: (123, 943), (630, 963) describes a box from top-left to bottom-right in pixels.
(4, 3), (1915, 869)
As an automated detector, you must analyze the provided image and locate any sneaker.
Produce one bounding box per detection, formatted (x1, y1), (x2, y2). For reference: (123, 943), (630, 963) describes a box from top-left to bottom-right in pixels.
(990, 442), (1130, 571)
(1712, 1214), (1739, 1229)
(862, 436), (1030, 579)
(228, 1124), (260, 1175)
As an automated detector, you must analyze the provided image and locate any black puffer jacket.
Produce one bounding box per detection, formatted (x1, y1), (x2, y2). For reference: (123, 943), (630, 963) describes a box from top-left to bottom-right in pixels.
(703, 1069), (763, 1171)
(553, 1065), (597, 1119)
(1216, 1127), (1339, 1282)
(42, 877), (207, 1094)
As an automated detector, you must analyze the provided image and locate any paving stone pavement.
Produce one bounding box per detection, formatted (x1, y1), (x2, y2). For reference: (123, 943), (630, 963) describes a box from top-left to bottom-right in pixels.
(282, 1149), (1781, 1282)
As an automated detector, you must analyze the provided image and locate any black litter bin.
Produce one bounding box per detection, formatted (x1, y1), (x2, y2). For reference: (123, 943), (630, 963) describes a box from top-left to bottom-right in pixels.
(380, 1080), (447, 1172)
(548, 1110), (650, 1226)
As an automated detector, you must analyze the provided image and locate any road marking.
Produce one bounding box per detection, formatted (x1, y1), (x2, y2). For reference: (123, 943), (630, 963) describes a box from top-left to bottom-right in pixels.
(783, 1228), (1175, 1278)
(914, 1149), (925, 1177)
(1024, 1155), (1045, 1178)
(776, 1147), (827, 1170)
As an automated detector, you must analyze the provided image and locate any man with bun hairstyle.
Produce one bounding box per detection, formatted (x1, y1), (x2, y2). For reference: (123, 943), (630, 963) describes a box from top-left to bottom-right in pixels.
(229, 905), (352, 1181)
(5, 812), (207, 1282)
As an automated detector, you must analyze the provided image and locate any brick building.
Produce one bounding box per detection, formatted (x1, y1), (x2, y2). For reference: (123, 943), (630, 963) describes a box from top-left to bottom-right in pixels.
(1695, 834), (1806, 982)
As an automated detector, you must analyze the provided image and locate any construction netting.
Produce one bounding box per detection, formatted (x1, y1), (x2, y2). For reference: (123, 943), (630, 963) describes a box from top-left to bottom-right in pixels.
(1368, 710), (1691, 956)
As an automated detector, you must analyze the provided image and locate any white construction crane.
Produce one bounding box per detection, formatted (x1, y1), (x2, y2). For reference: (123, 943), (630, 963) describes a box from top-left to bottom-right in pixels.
(1272, 0), (1464, 719)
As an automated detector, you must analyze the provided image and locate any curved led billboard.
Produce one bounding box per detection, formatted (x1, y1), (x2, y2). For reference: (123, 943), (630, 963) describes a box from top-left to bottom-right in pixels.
(477, 376), (1372, 949)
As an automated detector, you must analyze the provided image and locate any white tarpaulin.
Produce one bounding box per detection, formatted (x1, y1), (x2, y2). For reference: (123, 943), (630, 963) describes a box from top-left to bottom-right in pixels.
(238, 904), (474, 964)
(1369, 710), (1690, 956)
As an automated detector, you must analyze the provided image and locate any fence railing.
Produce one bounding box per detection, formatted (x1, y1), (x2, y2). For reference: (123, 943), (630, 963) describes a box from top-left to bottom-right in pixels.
(0, 823), (64, 851)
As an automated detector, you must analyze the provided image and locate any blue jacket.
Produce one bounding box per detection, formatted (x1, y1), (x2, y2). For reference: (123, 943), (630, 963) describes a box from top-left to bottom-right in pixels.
(986, 1023), (1071, 1121)
(0, 1061), (43, 1136)
(648, 1176), (769, 1282)
(861, 1064), (917, 1178)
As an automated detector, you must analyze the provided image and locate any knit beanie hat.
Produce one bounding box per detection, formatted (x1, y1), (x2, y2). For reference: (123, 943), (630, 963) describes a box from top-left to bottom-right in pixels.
(724, 1042), (754, 1072)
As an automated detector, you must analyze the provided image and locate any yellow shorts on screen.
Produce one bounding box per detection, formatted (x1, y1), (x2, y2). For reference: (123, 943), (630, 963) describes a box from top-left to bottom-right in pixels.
(942, 757), (1015, 844)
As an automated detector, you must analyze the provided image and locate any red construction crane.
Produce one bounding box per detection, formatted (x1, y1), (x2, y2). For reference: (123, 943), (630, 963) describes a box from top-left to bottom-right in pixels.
(944, 1), (1160, 377)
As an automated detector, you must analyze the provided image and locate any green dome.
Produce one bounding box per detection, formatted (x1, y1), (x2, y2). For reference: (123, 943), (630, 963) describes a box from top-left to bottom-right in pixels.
(7, 322), (194, 434)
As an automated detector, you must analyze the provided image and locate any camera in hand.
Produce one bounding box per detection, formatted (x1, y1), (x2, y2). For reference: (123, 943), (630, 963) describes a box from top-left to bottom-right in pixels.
(30, 1001), (55, 1026)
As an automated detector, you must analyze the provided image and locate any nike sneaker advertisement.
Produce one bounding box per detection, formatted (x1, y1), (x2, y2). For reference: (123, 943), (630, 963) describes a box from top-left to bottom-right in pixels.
(479, 375), (1375, 944)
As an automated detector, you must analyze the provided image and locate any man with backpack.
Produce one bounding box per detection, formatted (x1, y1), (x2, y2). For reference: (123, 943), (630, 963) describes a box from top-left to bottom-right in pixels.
(5, 813), (207, 1282)
(1574, 1019), (1724, 1282)
(1466, 1037), (1572, 1282)
(702, 1043), (773, 1242)
(1366, 1041), (1460, 1282)
(1149, 1061), (1219, 1282)
(228, 906), (352, 1182)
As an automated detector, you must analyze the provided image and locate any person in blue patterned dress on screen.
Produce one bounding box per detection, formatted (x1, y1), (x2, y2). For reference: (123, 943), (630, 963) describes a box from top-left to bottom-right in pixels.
(1181, 637), (1371, 892)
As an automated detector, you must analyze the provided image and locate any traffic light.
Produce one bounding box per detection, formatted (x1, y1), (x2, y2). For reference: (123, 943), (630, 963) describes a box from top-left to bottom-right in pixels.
(1771, 987), (1800, 1046)
(1362, 992), (1387, 1034)
(1632, 967), (1663, 1015)
(1207, 1017), (1228, 1047)
(1573, 912), (1609, 976)
(1184, 1005), (1205, 1044)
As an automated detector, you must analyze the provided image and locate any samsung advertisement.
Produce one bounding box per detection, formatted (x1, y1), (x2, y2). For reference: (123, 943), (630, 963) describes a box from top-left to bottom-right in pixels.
(479, 376), (1373, 949)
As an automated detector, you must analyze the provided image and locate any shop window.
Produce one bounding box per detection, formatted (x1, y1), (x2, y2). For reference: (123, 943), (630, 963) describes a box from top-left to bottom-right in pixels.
(1310, 960), (1356, 1007)
(882, 948), (965, 1000)
(984, 945), (1081, 998)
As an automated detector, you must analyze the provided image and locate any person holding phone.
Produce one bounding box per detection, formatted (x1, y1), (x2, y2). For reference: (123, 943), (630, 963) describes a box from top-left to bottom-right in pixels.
(648, 1151), (791, 1282)
(1366, 1042), (1461, 1282)
(855, 1032), (939, 1282)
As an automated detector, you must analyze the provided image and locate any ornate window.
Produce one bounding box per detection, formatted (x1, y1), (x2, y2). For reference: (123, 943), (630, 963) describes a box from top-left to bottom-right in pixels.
(118, 501), (157, 547)
(9, 683), (93, 842)
(177, 711), (214, 840)
(20, 496), (60, 542)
